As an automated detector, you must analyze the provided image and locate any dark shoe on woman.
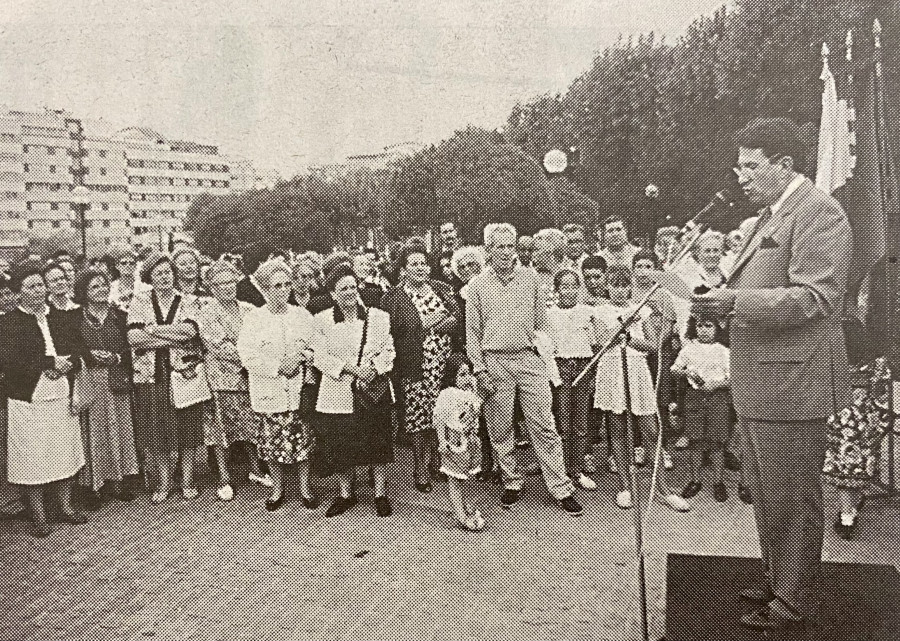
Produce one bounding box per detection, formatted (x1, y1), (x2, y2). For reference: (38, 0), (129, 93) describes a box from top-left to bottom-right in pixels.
(737, 484), (753, 504)
(116, 490), (137, 502)
(325, 495), (357, 517)
(58, 511), (89, 525)
(30, 521), (54, 538)
(374, 496), (392, 517)
(414, 481), (433, 494)
(300, 494), (320, 510)
(712, 482), (728, 503)
(265, 493), (285, 512)
(723, 450), (742, 471)
(681, 481), (702, 499)
(82, 489), (102, 512)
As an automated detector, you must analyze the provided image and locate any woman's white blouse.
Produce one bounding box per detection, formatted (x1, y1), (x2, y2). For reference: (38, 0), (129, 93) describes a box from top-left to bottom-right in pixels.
(237, 305), (316, 414)
(312, 308), (395, 415)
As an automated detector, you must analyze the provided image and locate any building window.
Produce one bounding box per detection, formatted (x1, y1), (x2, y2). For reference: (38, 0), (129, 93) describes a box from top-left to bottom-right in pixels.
(28, 221), (33, 229)
(102, 203), (109, 211)
(47, 147), (55, 155)
(50, 203), (58, 210)
(52, 221), (60, 228)
(84, 220), (93, 228)
(99, 150), (107, 159)
(23, 163), (29, 172)
(22, 144), (29, 152)
(49, 165), (56, 173)
(102, 220), (110, 228)
(99, 168), (106, 176)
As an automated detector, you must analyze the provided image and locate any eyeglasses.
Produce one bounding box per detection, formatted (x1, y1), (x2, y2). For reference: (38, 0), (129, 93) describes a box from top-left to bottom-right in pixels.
(270, 281), (292, 290)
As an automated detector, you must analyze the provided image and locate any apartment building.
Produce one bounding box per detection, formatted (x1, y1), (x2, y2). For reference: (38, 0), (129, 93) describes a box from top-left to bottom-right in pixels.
(0, 108), (259, 257)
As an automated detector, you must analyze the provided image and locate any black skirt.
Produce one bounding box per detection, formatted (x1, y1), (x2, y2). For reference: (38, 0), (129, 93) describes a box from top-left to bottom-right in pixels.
(312, 406), (393, 477)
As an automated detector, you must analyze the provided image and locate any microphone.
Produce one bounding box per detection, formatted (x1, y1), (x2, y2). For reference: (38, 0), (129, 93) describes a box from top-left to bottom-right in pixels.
(674, 190), (733, 242)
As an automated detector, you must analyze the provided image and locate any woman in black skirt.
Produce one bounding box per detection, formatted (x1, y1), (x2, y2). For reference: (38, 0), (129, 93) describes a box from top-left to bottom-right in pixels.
(311, 264), (396, 518)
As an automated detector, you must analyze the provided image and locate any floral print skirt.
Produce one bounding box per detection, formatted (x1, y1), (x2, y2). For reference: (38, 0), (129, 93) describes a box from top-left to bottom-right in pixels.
(254, 409), (314, 464)
(402, 333), (452, 434)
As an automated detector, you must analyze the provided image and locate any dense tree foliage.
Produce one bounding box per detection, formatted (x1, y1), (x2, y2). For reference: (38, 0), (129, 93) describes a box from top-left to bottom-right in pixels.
(187, 0), (898, 258)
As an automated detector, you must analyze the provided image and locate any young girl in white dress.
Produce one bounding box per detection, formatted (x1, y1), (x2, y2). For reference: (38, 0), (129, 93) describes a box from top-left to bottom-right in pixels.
(594, 265), (690, 512)
(434, 353), (485, 531)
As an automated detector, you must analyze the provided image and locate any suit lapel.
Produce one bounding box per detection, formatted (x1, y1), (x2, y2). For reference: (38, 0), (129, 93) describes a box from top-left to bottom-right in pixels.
(727, 179), (814, 283)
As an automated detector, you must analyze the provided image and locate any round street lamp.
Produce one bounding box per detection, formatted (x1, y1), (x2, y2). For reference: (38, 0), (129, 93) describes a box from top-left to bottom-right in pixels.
(542, 149), (568, 175)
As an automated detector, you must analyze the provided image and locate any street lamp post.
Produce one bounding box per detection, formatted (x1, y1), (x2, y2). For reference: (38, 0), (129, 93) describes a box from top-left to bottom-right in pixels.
(70, 185), (91, 259)
(644, 183), (659, 248)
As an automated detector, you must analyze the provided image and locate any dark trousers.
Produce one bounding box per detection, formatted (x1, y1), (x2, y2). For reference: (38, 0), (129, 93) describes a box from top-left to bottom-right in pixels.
(740, 417), (827, 619)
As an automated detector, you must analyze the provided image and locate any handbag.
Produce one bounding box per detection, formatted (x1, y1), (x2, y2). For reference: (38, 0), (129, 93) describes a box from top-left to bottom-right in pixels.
(170, 361), (213, 409)
(351, 312), (391, 411)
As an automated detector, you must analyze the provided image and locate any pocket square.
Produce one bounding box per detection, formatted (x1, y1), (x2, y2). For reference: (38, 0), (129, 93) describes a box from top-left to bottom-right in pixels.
(759, 236), (780, 249)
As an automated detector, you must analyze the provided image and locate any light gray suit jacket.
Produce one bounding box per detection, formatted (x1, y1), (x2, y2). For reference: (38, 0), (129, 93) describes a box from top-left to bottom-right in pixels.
(727, 178), (852, 421)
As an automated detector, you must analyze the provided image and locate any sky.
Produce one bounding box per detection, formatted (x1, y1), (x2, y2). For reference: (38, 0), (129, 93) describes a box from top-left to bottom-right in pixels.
(0, 0), (727, 177)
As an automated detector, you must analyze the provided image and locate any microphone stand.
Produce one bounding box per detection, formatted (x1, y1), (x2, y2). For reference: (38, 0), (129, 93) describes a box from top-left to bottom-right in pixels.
(571, 226), (706, 641)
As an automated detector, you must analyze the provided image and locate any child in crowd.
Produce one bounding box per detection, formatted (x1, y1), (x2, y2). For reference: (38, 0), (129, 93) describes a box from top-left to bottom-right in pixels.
(670, 312), (732, 502)
(594, 265), (689, 511)
(434, 353), (486, 532)
(546, 269), (601, 490)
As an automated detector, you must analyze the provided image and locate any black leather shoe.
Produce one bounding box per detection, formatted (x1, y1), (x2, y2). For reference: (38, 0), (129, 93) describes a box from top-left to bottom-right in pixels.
(738, 484), (753, 504)
(681, 481), (702, 499)
(265, 494), (285, 512)
(300, 495), (320, 510)
(82, 490), (102, 512)
(500, 489), (520, 509)
(325, 496), (357, 517)
(723, 450), (742, 471)
(739, 606), (805, 632)
(374, 496), (392, 517)
(414, 481), (433, 494)
(713, 482), (728, 502)
(739, 586), (774, 603)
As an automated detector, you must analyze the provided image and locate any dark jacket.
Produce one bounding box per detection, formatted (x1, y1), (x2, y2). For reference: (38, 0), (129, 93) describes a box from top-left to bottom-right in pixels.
(236, 275), (266, 307)
(381, 280), (459, 381)
(0, 307), (86, 402)
(79, 306), (132, 393)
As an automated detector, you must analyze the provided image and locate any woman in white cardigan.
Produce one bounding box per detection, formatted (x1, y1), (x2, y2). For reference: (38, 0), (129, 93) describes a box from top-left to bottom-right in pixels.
(312, 264), (396, 518)
(237, 260), (318, 512)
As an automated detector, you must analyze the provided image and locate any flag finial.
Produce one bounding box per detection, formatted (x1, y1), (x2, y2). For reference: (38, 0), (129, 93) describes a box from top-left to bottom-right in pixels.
(822, 42), (830, 58)
(846, 30), (853, 61)
(874, 19), (882, 48)
(820, 42), (832, 80)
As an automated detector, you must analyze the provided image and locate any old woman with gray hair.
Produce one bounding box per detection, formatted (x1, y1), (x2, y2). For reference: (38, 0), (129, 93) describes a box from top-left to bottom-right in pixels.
(237, 259), (318, 511)
(200, 259), (270, 501)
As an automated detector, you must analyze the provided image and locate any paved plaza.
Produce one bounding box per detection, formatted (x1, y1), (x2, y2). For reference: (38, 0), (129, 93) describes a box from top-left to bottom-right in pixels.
(1, 448), (898, 641)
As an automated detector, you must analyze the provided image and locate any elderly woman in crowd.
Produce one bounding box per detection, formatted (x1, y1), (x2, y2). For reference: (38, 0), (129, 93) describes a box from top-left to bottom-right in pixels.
(288, 255), (318, 309)
(45, 261), (79, 311)
(109, 248), (148, 312)
(200, 260), (270, 501)
(450, 245), (485, 315)
(127, 252), (207, 503)
(312, 264), (396, 518)
(172, 246), (210, 300)
(73, 269), (139, 509)
(0, 261), (88, 537)
(237, 259), (318, 511)
(382, 246), (459, 492)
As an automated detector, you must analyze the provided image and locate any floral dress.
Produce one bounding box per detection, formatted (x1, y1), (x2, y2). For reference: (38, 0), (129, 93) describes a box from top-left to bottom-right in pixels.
(402, 285), (453, 433)
(822, 358), (892, 489)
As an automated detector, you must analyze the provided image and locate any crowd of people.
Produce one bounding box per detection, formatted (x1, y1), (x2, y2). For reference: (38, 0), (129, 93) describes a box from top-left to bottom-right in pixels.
(0, 210), (884, 538)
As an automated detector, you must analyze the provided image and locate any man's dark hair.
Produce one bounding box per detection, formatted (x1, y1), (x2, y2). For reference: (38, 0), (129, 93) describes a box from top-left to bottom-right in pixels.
(581, 255), (608, 272)
(734, 117), (806, 173)
(602, 215), (625, 230)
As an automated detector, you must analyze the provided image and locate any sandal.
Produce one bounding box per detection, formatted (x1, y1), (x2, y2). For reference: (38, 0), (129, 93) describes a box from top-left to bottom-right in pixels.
(150, 487), (173, 505)
(456, 513), (485, 532)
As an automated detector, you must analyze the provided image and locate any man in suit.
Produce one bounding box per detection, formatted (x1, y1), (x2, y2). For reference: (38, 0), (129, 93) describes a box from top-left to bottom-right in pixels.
(692, 117), (851, 632)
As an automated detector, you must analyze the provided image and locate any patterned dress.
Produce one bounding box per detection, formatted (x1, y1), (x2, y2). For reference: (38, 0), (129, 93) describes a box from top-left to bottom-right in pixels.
(822, 359), (892, 489)
(402, 285), (453, 434)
